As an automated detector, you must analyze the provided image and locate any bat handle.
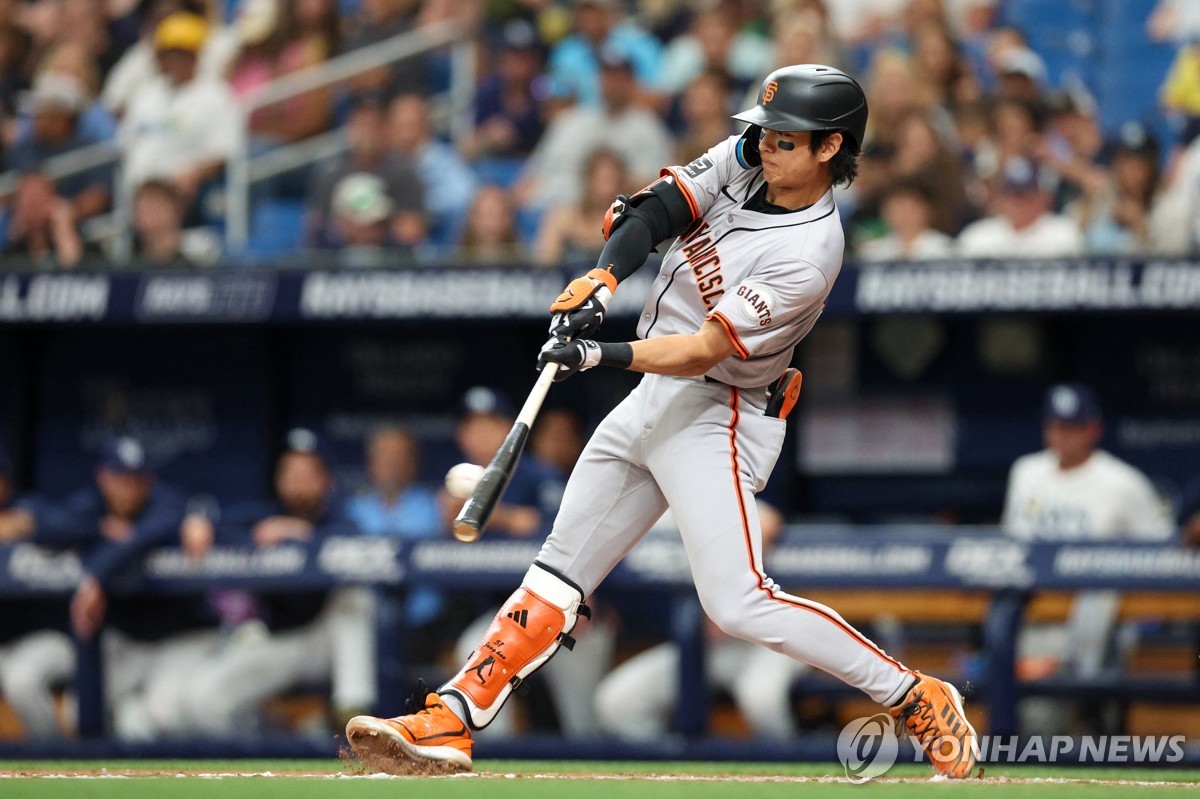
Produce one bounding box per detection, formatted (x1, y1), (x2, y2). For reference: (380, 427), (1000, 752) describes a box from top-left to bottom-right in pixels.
(518, 361), (560, 426)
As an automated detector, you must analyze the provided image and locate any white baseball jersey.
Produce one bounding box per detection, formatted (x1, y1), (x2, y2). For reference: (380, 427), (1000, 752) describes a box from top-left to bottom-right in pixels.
(1002, 449), (1174, 678)
(1002, 449), (1174, 541)
(527, 133), (916, 712)
(637, 135), (844, 388)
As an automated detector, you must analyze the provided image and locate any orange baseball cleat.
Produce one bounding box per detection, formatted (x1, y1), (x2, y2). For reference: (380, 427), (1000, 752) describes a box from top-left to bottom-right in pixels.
(890, 671), (977, 779)
(346, 691), (473, 772)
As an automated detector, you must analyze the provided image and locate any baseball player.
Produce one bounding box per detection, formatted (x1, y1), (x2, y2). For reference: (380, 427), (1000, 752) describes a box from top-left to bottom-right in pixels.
(0, 446), (73, 739)
(1003, 383), (1174, 733)
(31, 436), (220, 739)
(179, 428), (374, 735)
(348, 65), (976, 778)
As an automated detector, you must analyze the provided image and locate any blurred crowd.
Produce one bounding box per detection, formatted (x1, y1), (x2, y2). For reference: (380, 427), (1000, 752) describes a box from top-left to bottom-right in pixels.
(0, 0), (1198, 268)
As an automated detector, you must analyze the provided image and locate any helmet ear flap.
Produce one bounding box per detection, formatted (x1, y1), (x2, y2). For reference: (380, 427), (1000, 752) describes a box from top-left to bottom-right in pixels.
(736, 124), (762, 169)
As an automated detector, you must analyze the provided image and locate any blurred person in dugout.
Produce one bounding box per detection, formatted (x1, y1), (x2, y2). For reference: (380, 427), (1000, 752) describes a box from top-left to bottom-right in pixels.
(344, 427), (448, 665)
(0, 445), (73, 739)
(446, 389), (614, 738)
(179, 429), (374, 735)
(1002, 384), (1175, 734)
(594, 500), (806, 742)
(529, 408), (586, 478)
(16, 436), (219, 740)
(442, 387), (566, 538)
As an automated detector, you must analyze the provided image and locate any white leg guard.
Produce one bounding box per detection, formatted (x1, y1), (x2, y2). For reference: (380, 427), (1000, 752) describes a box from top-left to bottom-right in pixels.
(441, 562), (588, 729)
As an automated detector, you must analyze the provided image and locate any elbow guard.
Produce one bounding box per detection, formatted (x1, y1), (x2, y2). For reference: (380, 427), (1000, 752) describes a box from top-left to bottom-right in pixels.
(601, 174), (697, 246)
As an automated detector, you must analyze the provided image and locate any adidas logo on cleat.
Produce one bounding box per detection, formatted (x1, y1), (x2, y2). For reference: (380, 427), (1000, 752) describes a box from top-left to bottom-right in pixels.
(506, 609), (529, 628)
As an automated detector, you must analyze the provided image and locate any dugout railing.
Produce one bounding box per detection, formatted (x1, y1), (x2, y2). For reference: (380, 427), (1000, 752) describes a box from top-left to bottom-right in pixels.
(1, 531), (1199, 761)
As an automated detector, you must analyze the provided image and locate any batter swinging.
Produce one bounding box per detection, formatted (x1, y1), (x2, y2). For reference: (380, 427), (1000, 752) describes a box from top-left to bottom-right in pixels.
(347, 64), (977, 779)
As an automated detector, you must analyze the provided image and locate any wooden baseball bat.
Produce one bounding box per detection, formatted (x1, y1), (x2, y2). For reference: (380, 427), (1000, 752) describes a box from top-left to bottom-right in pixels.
(452, 362), (560, 543)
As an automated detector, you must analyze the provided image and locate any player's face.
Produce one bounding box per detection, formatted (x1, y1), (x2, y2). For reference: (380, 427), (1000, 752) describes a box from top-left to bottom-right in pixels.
(97, 468), (154, 519)
(367, 432), (418, 492)
(457, 413), (510, 465)
(758, 129), (841, 207)
(1043, 420), (1101, 468)
(275, 452), (332, 515)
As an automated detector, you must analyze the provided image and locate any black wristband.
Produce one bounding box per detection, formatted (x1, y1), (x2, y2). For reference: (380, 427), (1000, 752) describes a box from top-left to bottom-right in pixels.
(597, 342), (634, 369)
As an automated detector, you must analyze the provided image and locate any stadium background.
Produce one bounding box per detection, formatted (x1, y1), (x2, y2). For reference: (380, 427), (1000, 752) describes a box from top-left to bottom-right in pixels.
(0, 0), (1198, 767)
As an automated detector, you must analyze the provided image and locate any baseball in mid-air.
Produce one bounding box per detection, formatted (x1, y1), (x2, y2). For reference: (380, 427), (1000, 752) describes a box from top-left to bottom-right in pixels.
(444, 463), (485, 499)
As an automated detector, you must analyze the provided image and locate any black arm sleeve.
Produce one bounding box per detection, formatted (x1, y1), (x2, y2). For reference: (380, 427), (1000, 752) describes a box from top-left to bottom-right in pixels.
(598, 178), (697, 282)
(597, 213), (656, 282)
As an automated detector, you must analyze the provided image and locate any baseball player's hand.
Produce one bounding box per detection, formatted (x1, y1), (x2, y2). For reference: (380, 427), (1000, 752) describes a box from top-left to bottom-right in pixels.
(0, 509), (34, 543)
(549, 267), (616, 339)
(538, 337), (602, 382)
(252, 517), (313, 548)
(71, 575), (106, 641)
(100, 515), (135, 543)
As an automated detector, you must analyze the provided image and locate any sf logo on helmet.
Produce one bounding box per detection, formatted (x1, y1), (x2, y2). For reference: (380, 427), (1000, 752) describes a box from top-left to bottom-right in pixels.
(762, 81), (779, 103)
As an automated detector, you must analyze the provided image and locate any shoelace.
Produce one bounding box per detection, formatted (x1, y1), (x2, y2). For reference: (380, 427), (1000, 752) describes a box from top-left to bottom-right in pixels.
(403, 678), (435, 716)
(893, 687), (944, 745)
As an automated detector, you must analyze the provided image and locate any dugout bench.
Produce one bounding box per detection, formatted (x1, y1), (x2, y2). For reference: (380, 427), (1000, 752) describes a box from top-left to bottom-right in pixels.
(2, 532), (1199, 754)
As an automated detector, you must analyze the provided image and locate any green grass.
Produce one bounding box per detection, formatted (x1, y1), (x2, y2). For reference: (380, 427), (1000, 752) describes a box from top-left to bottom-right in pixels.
(0, 760), (1195, 798)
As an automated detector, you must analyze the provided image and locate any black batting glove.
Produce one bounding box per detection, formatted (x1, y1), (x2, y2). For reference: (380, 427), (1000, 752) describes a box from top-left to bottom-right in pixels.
(549, 294), (606, 340)
(548, 268), (616, 340)
(538, 337), (601, 382)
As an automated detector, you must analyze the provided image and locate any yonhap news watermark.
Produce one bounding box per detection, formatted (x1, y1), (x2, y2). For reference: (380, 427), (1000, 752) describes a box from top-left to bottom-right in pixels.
(837, 713), (1187, 782)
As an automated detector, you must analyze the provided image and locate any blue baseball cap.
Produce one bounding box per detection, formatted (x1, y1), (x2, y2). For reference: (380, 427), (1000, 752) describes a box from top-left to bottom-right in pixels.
(459, 386), (515, 419)
(99, 435), (152, 474)
(283, 427), (334, 466)
(1042, 383), (1102, 424)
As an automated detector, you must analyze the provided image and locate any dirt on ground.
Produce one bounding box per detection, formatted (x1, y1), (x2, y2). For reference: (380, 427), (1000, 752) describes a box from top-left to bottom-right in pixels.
(0, 766), (1194, 786)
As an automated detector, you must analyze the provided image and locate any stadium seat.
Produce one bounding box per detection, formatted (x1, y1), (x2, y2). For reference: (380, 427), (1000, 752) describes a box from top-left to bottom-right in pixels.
(472, 157), (525, 189)
(247, 199), (307, 256)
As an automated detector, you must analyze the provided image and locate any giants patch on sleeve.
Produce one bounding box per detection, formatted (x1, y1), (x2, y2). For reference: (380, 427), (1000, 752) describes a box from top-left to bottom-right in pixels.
(682, 155), (714, 178)
(735, 283), (777, 327)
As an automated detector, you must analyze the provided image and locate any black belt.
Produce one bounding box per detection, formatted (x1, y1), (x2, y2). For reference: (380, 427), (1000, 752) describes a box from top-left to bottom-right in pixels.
(704, 375), (770, 393)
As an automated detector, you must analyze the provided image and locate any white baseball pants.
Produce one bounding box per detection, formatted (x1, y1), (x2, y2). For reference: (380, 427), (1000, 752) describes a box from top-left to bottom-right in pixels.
(537, 374), (913, 706)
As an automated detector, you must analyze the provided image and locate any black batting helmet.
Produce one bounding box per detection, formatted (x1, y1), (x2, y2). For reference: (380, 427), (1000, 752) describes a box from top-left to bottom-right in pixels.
(733, 64), (868, 153)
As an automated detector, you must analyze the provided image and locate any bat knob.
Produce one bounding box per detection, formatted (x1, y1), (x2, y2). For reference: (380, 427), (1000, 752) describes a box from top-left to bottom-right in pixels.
(452, 520), (481, 543)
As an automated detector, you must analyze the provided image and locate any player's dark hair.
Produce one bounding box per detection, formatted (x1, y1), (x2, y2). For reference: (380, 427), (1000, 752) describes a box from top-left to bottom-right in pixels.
(809, 130), (859, 188)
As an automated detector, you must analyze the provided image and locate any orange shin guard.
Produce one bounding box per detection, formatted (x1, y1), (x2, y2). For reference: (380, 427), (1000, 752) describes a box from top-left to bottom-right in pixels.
(442, 562), (588, 729)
